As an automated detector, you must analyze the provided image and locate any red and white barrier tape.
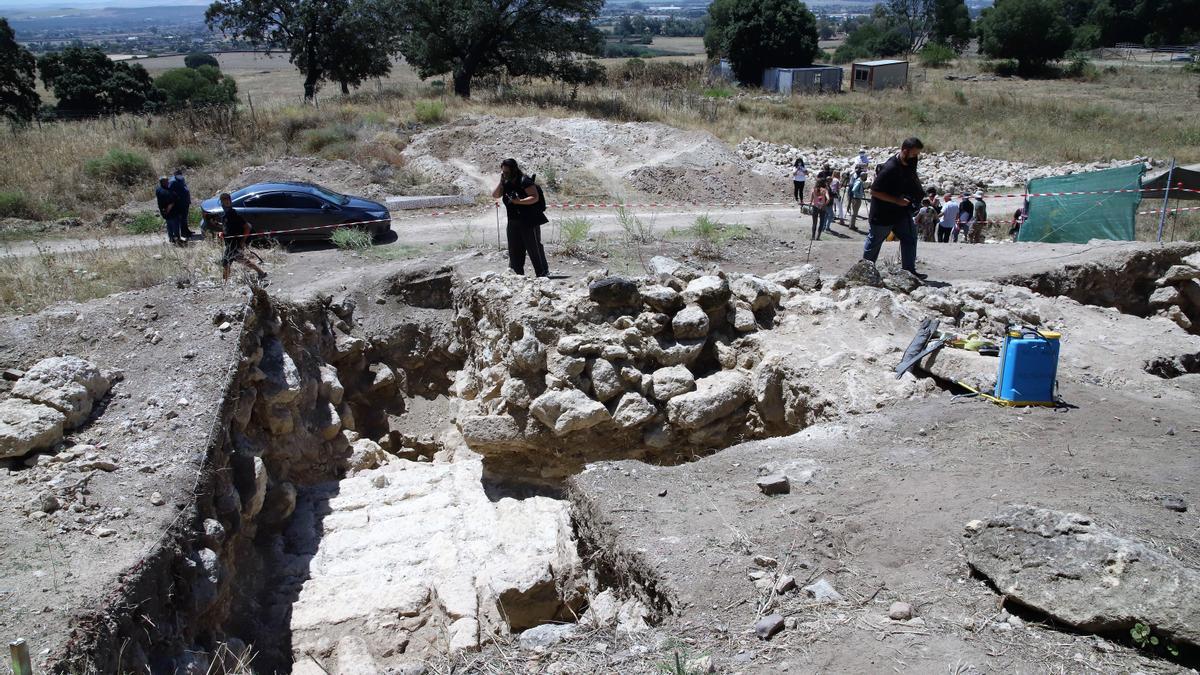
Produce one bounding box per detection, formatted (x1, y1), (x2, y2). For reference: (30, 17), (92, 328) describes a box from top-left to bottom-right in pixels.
(1139, 205), (1200, 216)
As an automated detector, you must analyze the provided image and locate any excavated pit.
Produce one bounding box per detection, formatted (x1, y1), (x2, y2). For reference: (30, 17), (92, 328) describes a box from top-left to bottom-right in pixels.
(52, 259), (839, 674)
(998, 244), (1200, 335)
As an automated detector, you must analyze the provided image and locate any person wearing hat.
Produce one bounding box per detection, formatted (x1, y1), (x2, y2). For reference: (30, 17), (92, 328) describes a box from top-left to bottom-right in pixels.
(953, 191), (974, 243)
(854, 147), (870, 174)
(168, 167), (194, 240)
(154, 176), (179, 244)
(970, 190), (988, 243)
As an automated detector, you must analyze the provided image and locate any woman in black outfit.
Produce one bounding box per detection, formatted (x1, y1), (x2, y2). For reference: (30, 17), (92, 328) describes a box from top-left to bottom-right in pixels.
(491, 158), (550, 277)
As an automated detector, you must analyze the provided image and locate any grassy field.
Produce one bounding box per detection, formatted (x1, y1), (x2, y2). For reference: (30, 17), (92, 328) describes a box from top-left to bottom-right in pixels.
(5, 49), (1198, 231)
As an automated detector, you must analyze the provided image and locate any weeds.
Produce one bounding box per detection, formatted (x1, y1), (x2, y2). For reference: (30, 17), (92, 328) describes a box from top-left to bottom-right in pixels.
(330, 226), (374, 250)
(170, 147), (208, 169)
(0, 191), (51, 220)
(0, 239), (226, 315)
(702, 86), (735, 99)
(1130, 622), (1180, 657)
(124, 212), (163, 234)
(85, 149), (155, 186)
(616, 206), (653, 243)
(557, 215), (595, 257)
(689, 214), (750, 259)
(539, 165), (560, 190)
(414, 100), (446, 124)
(815, 104), (851, 124)
(919, 43), (956, 68)
(303, 124), (357, 153)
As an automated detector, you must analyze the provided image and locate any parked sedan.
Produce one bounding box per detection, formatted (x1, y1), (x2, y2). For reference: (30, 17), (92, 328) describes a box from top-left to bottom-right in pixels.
(200, 181), (391, 242)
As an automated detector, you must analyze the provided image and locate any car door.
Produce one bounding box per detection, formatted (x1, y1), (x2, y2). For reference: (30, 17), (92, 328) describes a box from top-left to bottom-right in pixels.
(237, 192), (292, 238)
(283, 192), (337, 239)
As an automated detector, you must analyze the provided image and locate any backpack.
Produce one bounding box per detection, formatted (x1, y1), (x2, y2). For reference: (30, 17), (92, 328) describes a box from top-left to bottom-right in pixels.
(812, 190), (828, 209)
(522, 175), (549, 225)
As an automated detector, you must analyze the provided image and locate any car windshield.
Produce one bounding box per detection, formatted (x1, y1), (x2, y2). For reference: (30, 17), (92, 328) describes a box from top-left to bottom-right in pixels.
(229, 186), (258, 204)
(310, 185), (350, 205)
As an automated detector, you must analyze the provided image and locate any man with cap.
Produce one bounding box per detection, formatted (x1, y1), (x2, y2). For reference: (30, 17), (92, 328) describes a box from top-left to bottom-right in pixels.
(155, 176), (179, 244)
(168, 167), (194, 240)
(970, 190), (988, 243)
(953, 192), (974, 243)
(854, 147), (870, 174)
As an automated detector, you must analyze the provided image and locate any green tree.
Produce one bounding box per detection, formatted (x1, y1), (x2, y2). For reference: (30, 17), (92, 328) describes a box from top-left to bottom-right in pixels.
(395, 0), (605, 98)
(155, 65), (238, 108)
(37, 46), (161, 116)
(206, 0), (401, 100)
(977, 0), (1073, 74)
(832, 9), (909, 63)
(930, 0), (972, 52)
(0, 18), (41, 125)
(704, 0), (819, 85)
(184, 51), (220, 69)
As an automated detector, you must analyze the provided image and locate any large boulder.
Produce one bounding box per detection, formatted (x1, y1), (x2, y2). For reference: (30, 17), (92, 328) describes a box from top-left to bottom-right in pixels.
(641, 285), (684, 314)
(963, 505), (1200, 649)
(671, 304), (710, 340)
(831, 260), (883, 290)
(260, 338), (302, 405)
(682, 276), (731, 311)
(589, 359), (623, 402)
(1149, 285), (1182, 309)
(650, 365), (696, 401)
(588, 277), (641, 310)
(612, 393), (659, 429)
(730, 275), (783, 311)
(529, 389), (611, 436)
(460, 414), (525, 449)
(1156, 264), (1200, 286)
(0, 398), (66, 459)
(765, 265), (822, 292)
(11, 356), (111, 428)
(665, 370), (752, 430)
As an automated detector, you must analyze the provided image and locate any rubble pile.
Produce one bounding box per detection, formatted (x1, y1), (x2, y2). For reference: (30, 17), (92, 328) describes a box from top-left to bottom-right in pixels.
(737, 138), (1155, 191)
(1148, 251), (1200, 333)
(452, 256), (826, 479)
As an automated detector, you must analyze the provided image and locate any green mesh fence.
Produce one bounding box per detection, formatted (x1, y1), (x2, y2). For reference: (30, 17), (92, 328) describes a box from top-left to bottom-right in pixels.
(1018, 164), (1145, 244)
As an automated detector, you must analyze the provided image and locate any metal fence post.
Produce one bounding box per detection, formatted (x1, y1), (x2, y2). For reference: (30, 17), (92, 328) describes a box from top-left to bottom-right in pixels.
(1157, 157), (1176, 243)
(10, 639), (33, 675)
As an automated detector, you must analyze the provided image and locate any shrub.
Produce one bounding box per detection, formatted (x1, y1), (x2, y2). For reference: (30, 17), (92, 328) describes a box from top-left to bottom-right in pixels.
(919, 43), (955, 68)
(303, 124), (357, 153)
(1061, 53), (1098, 80)
(85, 149), (155, 186)
(557, 216), (594, 256)
(125, 211), (162, 234)
(413, 100), (446, 124)
(981, 59), (1020, 77)
(815, 104), (851, 123)
(610, 59), (703, 88)
(703, 86), (735, 99)
(953, 89), (968, 105)
(0, 191), (49, 220)
(184, 52), (220, 69)
(155, 66), (237, 109)
(171, 147), (208, 169)
(617, 206), (653, 243)
(689, 214), (749, 258)
(331, 227), (373, 250)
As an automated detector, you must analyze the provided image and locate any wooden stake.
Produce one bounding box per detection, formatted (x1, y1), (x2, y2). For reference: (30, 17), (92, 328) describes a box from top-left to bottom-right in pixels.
(10, 638), (33, 675)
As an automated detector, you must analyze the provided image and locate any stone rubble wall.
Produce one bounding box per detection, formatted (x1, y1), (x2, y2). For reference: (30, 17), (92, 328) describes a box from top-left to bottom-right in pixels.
(452, 257), (829, 481)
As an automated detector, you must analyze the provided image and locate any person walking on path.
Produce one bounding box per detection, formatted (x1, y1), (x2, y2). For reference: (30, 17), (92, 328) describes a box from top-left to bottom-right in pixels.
(168, 168), (194, 240)
(848, 171), (867, 230)
(492, 158), (550, 278)
(218, 192), (267, 282)
(791, 158), (807, 204)
(862, 137), (925, 279)
(155, 176), (179, 244)
(809, 178), (831, 240)
(970, 191), (988, 243)
(829, 173), (843, 222)
(938, 193), (958, 243)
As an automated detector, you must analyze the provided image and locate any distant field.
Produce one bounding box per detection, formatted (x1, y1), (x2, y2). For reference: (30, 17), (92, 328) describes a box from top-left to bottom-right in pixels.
(134, 52), (428, 104)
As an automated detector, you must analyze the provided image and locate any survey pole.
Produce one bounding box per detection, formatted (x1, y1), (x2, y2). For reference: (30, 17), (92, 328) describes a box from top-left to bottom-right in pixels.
(1156, 157), (1175, 243)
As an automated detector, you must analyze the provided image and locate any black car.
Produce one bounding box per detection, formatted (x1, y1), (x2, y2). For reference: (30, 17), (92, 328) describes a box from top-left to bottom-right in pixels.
(200, 181), (392, 242)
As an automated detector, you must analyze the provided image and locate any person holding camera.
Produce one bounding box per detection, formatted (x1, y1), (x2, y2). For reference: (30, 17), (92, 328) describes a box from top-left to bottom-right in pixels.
(217, 192), (267, 282)
(492, 158), (550, 278)
(862, 137), (926, 279)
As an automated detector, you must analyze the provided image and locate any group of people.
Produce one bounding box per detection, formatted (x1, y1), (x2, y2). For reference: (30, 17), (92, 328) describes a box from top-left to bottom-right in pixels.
(916, 191), (989, 243)
(154, 168), (196, 245)
(152, 168), (265, 281)
(791, 148), (872, 240)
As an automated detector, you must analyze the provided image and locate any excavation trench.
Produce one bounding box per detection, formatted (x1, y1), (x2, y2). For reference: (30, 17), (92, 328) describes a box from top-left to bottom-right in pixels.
(998, 243), (1200, 336)
(54, 263), (825, 674)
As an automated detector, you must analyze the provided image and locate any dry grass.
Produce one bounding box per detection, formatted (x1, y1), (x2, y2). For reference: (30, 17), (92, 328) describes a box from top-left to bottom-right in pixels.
(0, 239), (280, 315)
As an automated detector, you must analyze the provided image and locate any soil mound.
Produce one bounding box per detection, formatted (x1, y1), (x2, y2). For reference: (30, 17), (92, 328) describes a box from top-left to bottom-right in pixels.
(402, 115), (779, 204)
(222, 156), (398, 201)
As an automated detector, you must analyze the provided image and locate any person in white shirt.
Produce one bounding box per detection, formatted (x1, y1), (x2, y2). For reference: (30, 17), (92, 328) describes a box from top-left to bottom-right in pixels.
(791, 158), (808, 205)
(938, 194), (959, 243)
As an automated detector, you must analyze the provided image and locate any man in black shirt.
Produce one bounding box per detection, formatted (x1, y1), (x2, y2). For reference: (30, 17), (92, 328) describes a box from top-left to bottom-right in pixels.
(154, 176), (179, 244)
(863, 137), (925, 279)
(491, 158), (550, 277)
(218, 192), (266, 282)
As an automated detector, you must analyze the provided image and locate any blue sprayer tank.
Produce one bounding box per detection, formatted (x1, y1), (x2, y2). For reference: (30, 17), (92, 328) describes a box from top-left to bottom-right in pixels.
(994, 327), (1061, 405)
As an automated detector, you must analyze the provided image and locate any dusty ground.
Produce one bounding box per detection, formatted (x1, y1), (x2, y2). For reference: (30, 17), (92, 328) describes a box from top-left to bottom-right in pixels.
(2, 227), (1197, 674)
